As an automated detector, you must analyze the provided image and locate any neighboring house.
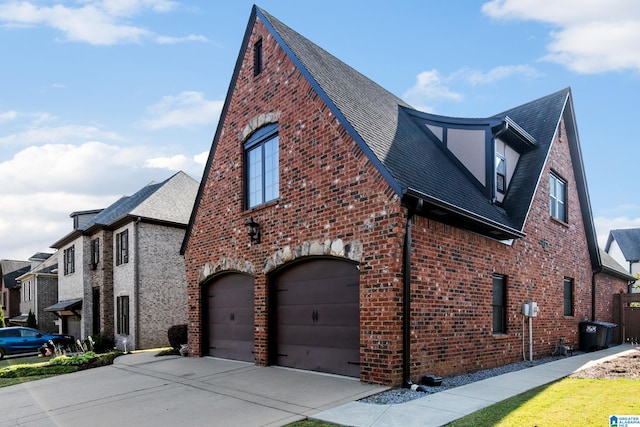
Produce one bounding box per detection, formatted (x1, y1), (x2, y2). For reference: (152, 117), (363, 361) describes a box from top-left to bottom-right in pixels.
(49, 171), (199, 350)
(1, 259), (30, 323)
(181, 6), (630, 386)
(14, 253), (59, 333)
(605, 228), (640, 291)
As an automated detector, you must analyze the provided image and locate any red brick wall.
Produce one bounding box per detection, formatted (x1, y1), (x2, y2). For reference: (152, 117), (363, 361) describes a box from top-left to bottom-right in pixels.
(183, 18), (405, 384)
(184, 16), (604, 386)
(595, 274), (627, 324)
(408, 117), (595, 380)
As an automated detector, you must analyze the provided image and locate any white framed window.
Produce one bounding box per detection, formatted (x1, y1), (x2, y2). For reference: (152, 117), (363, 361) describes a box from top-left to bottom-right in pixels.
(550, 173), (567, 222)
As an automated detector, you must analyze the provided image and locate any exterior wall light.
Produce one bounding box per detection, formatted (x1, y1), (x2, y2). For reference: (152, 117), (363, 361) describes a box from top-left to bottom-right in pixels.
(244, 217), (260, 244)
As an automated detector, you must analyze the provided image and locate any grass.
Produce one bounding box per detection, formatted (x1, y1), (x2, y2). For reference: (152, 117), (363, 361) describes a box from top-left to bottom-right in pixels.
(447, 378), (639, 427)
(284, 377), (640, 427)
(0, 351), (121, 388)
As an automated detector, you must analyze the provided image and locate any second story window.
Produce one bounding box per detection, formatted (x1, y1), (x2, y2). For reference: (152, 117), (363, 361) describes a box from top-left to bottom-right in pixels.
(90, 238), (100, 267)
(245, 123), (279, 209)
(495, 153), (506, 194)
(64, 245), (75, 275)
(550, 173), (567, 222)
(116, 230), (129, 266)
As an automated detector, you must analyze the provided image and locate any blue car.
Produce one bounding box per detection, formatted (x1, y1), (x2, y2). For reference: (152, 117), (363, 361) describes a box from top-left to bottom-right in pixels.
(0, 327), (74, 359)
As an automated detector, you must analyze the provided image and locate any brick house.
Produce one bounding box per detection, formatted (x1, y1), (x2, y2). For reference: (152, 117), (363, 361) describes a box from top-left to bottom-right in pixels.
(181, 6), (631, 386)
(14, 252), (59, 332)
(1, 259), (30, 324)
(50, 171), (198, 350)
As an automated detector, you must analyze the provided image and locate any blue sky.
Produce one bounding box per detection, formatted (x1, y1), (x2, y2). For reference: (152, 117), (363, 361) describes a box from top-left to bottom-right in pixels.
(1, 0), (639, 260)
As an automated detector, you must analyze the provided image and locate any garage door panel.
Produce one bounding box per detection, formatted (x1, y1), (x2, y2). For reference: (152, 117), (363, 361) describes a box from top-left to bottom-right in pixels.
(277, 279), (359, 305)
(275, 258), (360, 377)
(278, 302), (359, 327)
(277, 345), (359, 378)
(206, 274), (254, 362)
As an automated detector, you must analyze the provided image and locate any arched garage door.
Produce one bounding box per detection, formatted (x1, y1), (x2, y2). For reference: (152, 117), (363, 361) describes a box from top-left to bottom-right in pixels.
(205, 273), (254, 362)
(273, 258), (360, 377)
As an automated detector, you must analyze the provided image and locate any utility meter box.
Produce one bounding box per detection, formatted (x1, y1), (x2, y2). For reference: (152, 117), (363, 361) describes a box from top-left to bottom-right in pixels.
(522, 301), (539, 317)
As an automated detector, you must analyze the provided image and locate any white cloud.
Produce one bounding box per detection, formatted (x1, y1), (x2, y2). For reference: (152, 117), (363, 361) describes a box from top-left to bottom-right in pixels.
(594, 215), (640, 248)
(0, 110), (17, 123)
(0, 140), (205, 259)
(0, 124), (122, 146)
(482, 0), (640, 73)
(403, 70), (463, 111)
(145, 150), (208, 172)
(140, 91), (223, 130)
(0, 0), (206, 45)
(403, 65), (539, 111)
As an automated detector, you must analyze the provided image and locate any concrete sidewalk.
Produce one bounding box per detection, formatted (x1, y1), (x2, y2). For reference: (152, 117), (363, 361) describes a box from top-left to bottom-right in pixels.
(312, 344), (639, 427)
(0, 351), (385, 427)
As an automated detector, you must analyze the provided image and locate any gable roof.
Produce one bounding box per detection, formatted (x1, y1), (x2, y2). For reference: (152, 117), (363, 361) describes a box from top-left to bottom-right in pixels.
(598, 248), (634, 281)
(606, 228), (640, 262)
(53, 171), (198, 249)
(182, 6), (600, 269)
(0, 261), (31, 290)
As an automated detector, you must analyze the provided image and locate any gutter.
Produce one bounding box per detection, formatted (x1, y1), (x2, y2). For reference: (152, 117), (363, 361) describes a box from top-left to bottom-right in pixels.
(134, 217), (141, 349)
(403, 197), (423, 386)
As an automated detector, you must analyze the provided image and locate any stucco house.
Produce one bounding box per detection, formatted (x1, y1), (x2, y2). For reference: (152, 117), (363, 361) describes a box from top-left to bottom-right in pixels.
(605, 228), (640, 292)
(181, 6), (630, 386)
(49, 171), (198, 350)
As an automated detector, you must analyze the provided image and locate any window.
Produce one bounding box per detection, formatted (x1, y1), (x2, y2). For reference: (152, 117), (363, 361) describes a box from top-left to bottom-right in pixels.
(495, 153), (506, 194)
(245, 124), (279, 208)
(563, 278), (574, 316)
(550, 173), (566, 222)
(116, 230), (129, 266)
(64, 245), (75, 275)
(492, 274), (507, 334)
(117, 296), (130, 335)
(90, 238), (100, 267)
(253, 38), (262, 76)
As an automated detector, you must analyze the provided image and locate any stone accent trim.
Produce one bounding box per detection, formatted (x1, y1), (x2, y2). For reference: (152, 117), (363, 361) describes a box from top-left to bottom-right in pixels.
(198, 258), (256, 284)
(241, 112), (281, 141)
(263, 238), (363, 273)
(197, 238), (362, 283)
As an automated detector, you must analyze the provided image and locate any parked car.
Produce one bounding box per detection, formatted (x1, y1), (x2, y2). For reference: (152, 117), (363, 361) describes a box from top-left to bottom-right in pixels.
(0, 327), (74, 359)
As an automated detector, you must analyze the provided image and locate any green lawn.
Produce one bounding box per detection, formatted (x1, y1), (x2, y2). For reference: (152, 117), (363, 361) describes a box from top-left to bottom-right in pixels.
(285, 377), (639, 427)
(446, 378), (639, 426)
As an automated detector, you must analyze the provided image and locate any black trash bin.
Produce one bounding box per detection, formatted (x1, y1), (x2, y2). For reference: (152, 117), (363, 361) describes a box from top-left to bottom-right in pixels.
(579, 321), (617, 352)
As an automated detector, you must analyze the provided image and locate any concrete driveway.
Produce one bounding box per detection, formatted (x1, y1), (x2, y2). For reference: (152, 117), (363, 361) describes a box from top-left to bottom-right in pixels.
(0, 351), (386, 427)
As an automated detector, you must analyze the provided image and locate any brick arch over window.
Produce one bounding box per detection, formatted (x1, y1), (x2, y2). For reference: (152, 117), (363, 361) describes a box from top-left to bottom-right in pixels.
(241, 112), (281, 141)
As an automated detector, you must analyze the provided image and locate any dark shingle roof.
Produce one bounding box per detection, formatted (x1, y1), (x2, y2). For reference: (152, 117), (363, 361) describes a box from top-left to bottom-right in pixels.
(606, 229), (640, 262)
(257, 7), (575, 239)
(2, 265), (30, 289)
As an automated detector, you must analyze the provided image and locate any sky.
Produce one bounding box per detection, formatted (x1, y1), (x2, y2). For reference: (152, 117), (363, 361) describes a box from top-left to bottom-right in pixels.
(1, 0), (640, 261)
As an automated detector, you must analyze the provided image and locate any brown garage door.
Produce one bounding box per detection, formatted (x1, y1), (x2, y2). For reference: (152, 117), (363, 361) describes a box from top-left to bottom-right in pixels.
(274, 258), (360, 377)
(206, 273), (254, 362)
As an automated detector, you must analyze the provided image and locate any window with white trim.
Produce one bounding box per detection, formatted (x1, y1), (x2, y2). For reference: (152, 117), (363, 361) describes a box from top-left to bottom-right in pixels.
(550, 173), (566, 222)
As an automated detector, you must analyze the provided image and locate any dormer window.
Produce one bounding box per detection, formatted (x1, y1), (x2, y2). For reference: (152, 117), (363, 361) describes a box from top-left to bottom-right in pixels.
(495, 153), (506, 194)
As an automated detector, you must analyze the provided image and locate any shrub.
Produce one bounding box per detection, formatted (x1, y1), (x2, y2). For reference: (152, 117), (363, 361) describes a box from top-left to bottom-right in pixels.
(50, 352), (97, 366)
(89, 333), (115, 354)
(26, 310), (37, 328)
(168, 324), (188, 349)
